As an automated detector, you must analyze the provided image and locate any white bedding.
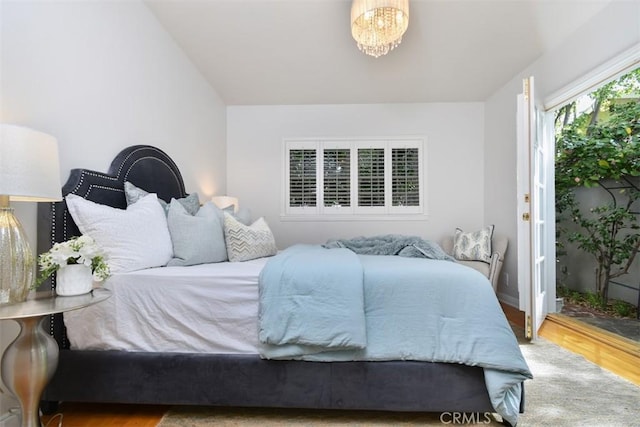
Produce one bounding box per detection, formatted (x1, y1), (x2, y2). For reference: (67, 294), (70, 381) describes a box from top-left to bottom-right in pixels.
(63, 257), (270, 353)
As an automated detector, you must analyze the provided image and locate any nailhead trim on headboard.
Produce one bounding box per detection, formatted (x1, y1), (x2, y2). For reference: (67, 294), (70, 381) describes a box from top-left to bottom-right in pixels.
(37, 145), (188, 349)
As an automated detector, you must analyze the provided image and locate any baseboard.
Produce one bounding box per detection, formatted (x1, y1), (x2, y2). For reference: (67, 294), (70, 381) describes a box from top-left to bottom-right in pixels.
(497, 292), (519, 308)
(539, 314), (640, 386)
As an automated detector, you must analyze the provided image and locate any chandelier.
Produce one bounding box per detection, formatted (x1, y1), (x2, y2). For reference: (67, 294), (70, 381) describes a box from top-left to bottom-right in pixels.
(351, 0), (409, 58)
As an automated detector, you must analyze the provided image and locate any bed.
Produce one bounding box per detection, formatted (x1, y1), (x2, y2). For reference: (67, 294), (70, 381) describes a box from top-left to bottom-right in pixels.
(37, 145), (530, 425)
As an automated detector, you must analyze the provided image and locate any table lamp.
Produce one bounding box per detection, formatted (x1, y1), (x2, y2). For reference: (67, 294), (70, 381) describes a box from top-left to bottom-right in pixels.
(0, 124), (62, 304)
(212, 195), (239, 213)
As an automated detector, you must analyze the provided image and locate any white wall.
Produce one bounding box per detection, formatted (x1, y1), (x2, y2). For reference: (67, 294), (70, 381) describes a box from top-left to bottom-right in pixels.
(485, 0), (640, 305)
(227, 103), (485, 248)
(0, 0), (226, 417)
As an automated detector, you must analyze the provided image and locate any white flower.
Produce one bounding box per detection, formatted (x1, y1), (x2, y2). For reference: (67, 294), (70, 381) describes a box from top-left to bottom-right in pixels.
(36, 236), (111, 287)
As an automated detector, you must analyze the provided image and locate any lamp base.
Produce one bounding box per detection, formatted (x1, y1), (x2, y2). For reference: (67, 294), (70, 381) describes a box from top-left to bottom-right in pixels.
(0, 207), (35, 304)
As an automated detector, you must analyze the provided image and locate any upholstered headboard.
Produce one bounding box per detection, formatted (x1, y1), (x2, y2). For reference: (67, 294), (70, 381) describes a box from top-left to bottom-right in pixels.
(37, 145), (187, 347)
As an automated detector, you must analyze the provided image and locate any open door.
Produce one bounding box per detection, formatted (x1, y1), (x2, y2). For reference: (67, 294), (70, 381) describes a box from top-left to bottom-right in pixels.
(517, 76), (556, 340)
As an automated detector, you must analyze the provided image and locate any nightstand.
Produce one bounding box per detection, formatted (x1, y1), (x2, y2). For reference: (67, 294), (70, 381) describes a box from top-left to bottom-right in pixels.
(0, 288), (111, 427)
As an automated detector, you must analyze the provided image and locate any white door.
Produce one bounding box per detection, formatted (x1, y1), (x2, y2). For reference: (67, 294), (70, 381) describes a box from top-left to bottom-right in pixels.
(517, 77), (555, 340)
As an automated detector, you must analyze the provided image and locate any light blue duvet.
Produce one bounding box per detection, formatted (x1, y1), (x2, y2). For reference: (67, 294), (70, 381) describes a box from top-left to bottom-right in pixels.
(259, 245), (532, 426)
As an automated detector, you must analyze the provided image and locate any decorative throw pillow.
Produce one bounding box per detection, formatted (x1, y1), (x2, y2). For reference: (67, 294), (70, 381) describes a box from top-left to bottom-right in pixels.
(166, 201), (227, 266)
(224, 213), (277, 262)
(65, 193), (173, 273)
(124, 181), (200, 216)
(452, 225), (494, 263)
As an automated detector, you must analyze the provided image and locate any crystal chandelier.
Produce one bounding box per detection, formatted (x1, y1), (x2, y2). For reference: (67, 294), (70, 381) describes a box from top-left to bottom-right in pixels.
(351, 0), (409, 58)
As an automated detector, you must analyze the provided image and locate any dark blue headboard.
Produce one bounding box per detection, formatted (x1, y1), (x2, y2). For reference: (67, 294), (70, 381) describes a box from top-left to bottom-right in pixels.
(37, 145), (187, 347)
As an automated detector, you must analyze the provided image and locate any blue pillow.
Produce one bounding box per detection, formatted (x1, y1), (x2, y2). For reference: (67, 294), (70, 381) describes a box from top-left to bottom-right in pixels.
(166, 201), (227, 266)
(124, 181), (199, 216)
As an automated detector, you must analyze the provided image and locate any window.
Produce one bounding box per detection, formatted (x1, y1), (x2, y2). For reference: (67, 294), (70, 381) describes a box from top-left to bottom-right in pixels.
(284, 137), (425, 219)
(323, 148), (350, 207)
(391, 147), (420, 207)
(357, 147), (385, 208)
(288, 148), (316, 208)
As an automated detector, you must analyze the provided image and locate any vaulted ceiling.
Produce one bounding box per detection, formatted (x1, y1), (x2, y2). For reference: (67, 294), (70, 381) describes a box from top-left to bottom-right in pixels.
(145, 0), (612, 105)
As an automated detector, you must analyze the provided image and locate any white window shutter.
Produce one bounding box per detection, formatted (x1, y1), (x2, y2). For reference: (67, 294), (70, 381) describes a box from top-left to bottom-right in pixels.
(288, 148), (317, 208)
(323, 149), (351, 207)
(357, 147), (385, 208)
(391, 147), (420, 207)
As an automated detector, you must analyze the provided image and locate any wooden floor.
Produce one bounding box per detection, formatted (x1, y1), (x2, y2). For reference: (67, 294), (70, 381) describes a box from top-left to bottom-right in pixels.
(499, 301), (640, 386)
(40, 303), (638, 426)
(539, 313), (640, 386)
(40, 402), (167, 427)
(500, 301), (525, 329)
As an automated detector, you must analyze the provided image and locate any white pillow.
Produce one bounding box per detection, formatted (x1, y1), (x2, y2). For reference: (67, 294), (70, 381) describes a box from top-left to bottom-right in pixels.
(224, 213), (277, 262)
(167, 201), (227, 266)
(65, 193), (173, 273)
(452, 225), (494, 263)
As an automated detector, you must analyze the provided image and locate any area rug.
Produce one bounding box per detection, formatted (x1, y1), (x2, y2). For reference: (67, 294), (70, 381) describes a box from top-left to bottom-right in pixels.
(157, 338), (638, 426)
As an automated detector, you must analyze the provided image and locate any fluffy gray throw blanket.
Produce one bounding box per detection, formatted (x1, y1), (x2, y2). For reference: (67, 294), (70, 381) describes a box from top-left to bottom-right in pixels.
(323, 234), (455, 261)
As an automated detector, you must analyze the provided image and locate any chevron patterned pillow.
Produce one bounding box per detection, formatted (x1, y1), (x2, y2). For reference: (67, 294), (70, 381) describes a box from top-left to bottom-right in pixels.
(224, 213), (277, 262)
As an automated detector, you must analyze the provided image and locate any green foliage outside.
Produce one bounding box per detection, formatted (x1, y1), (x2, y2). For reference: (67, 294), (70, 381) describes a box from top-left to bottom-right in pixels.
(557, 286), (637, 318)
(555, 68), (640, 304)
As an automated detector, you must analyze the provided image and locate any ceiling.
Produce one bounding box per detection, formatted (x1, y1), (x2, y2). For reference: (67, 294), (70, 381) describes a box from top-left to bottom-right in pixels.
(145, 0), (612, 106)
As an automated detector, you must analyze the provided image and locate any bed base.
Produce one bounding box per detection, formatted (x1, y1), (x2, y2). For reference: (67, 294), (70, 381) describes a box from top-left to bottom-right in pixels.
(42, 350), (500, 412)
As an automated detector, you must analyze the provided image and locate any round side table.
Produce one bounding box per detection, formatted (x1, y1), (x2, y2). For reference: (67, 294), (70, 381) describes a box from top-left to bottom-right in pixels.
(0, 288), (111, 427)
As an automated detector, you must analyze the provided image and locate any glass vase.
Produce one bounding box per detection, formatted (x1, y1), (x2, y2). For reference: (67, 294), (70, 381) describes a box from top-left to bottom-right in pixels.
(0, 207), (34, 304)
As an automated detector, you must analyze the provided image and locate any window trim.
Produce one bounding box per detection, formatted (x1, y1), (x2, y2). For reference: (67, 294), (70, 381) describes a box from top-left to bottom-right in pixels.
(282, 137), (428, 221)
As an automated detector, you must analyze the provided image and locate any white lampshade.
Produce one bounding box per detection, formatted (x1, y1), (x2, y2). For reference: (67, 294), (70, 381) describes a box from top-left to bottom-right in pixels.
(0, 124), (62, 304)
(0, 124), (62, 202)
(211, 195), (239, 213)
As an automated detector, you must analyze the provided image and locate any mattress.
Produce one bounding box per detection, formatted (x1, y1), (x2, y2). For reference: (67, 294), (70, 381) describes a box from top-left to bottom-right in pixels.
(63, 257), (270, 353)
